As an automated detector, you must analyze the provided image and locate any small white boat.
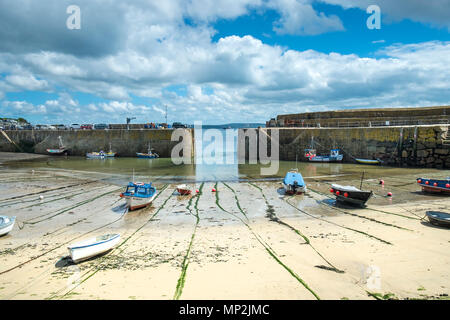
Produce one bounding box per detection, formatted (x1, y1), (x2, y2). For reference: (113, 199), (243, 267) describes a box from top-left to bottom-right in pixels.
(176, 184), (192, 195)
(0, 215), (16, 236)
(68, 234), (121, 263)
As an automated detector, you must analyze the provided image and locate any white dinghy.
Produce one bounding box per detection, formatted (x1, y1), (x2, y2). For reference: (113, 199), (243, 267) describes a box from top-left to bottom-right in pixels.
(0, 216), (16, 236)
(68, 234), (120, 263)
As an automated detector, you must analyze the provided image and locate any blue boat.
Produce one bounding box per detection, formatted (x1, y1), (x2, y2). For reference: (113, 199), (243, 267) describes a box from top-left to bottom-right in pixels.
(283, 169), (307, 195)
(426, 211), (450, 228)
(86, 151), (106, 159)
(136, 143), (159, 159)
(306, 149), (343, 162)
(416, 177), (450, 194)
(120, 182), (157, 210)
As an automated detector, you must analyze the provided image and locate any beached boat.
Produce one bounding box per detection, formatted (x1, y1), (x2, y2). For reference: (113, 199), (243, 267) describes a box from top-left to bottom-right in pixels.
(355, 158), (382, 165)
(306, 149), (343, 162)
(68, 234), (121, 263)
(136, 143), (159, 159)
(176, 184), (192, 195)
(120, 182), (157, 210)
(283, 169), (307, 195)
(330, 184), (373, 206)
(425, 211), (450, 228)
(46, 136), (67, 155)
(416, 177), (450, 194)
(0, 215), (16, 236)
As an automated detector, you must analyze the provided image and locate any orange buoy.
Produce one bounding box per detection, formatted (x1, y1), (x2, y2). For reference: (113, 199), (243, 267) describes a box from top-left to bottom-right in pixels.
(212, 188), (216, 192)
(330, 188), (334, 193)
(196, 189), (199, 193)
(425, 181), (429, 185)
(379, 180), (384, 185)
(344, 192), (349, 198)
(387, 192), (392, 197)
(417, 179), (422, 183)
(336, 191), (340, 196)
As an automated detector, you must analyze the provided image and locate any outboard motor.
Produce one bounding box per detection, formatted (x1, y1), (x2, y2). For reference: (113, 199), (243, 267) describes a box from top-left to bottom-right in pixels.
(293, 181), (298, 193)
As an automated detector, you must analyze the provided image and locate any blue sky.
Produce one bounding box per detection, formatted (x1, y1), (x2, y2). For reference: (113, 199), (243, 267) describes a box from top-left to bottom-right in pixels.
(0, 0), (449, 125)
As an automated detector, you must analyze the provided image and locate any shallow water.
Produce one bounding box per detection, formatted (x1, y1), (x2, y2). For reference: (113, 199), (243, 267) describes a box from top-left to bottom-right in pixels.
(4, 127), (449, 185)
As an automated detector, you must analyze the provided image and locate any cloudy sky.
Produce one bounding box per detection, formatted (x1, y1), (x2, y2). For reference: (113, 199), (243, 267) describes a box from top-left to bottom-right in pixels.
(0, 0), (449, 125)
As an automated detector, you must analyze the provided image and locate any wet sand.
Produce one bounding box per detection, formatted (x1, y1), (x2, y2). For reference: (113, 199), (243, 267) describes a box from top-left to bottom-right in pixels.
(0, 167), (449, 300)
(0, 152), (49, 164)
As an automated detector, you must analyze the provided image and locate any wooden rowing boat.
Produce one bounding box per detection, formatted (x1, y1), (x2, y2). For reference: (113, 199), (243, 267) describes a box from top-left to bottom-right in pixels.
(68, 234), (121, 263)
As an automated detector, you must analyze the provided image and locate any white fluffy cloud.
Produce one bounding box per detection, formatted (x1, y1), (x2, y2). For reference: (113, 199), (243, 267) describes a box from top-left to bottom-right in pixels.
(270, 0), (345, 35)
(321, 0), (450, 30)
(0, 0), (449, 124)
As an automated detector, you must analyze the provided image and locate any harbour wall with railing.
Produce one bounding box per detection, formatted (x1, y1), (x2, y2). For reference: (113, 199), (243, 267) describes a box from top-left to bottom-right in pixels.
(251, 125), (450, 168)
(0, 129), (194, 158)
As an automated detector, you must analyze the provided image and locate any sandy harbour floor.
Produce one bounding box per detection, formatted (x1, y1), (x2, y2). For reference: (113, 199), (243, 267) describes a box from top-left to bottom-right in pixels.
(0, 166), (449, 300)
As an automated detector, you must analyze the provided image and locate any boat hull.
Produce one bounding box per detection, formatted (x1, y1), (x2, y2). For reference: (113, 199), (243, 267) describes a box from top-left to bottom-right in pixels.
(331, 185), (373, 206)
(283, 171), (307, 195)
(0, 216), (15, 236)
(283, 183), (306, 195)
(355, 158), (381, 165)
(136, 153), (158, 159)
(124, 193), (157, 210)
(177, 188), (192, 195)
(46, 149), (67, 155)
(309, 155), (343, 162)
(426, 211), (450, 228)
(68, 234), (121, 263)
(86, 153), (105, 159)
(417, 178), (450, 194)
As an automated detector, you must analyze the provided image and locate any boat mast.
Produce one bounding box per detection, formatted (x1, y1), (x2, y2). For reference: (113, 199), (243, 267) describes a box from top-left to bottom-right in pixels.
(360, 171), (365, 190)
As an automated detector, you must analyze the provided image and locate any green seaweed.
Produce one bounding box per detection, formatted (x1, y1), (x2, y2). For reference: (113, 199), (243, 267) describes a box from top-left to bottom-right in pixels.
(173, 182), (204, 300)
(214, 182), (321, 300)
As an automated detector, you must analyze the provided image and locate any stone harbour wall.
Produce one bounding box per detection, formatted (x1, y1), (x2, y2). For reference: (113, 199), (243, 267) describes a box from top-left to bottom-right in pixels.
(0, 129), (194, 158)
(256, 125), (450, 168)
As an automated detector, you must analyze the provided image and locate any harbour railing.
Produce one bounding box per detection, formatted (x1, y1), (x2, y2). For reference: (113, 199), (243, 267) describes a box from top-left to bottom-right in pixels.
(268, 118), (450, 128)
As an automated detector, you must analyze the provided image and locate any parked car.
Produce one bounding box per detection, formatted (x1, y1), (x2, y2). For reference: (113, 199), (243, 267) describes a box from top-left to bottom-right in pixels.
(70, 124), (81, 130)
(172, 122), (186, 128)
(81, 124), (93, 130)
(22, 124), (33, 130)
(54, 124), (68, 130)
(94, 123), (109, 130)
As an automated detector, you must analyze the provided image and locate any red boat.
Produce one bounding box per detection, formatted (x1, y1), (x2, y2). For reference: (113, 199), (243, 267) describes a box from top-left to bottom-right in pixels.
(176, 185), (192, 195)
(417, 178), (450, 194)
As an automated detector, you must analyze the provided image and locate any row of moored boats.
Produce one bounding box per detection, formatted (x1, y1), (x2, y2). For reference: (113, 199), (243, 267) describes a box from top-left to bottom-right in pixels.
(282, 169), (450, 227)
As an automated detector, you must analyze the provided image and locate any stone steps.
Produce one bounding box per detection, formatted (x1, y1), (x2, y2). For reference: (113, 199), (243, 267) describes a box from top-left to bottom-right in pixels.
(443, 129), (450, 145)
